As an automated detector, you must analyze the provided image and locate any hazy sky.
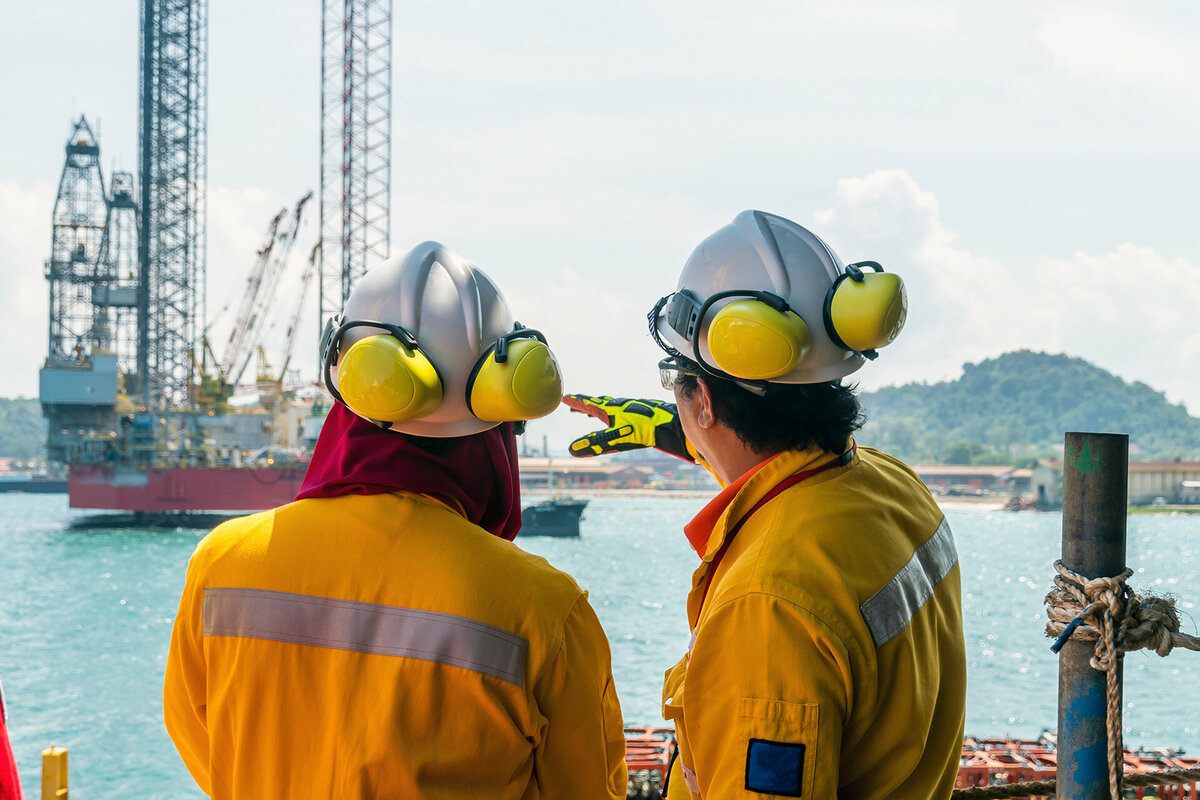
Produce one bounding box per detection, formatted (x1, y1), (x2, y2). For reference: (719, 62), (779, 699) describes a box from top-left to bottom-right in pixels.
(4, 1), (1200, 451)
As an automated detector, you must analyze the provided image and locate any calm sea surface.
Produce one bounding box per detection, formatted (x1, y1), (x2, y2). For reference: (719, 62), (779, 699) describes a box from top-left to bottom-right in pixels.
(1, 493), (1198, 797)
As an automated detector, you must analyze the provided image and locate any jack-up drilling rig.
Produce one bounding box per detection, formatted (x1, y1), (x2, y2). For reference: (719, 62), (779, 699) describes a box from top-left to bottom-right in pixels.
(40, 0), (391, 514)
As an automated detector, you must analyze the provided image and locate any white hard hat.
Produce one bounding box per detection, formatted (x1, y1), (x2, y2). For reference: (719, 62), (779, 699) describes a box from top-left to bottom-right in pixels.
(651, 210), (906, 386)
(323, 241), (564, 436)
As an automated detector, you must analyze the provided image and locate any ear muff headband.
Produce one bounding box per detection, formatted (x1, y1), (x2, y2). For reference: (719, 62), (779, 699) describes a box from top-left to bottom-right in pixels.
(322, 316), (444, 427)
(466, 327), (564, 421)
(822, 261), (907, 359)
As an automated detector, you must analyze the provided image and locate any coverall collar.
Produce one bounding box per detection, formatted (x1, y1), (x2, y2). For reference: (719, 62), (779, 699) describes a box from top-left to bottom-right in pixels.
(684, 440), (855, 627)
(296, 402), (522, 540)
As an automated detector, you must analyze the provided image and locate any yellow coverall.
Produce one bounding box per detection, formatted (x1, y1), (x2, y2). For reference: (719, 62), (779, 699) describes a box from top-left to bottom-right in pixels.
(663, 445), (966, 799)
(165, 491), (627, 799)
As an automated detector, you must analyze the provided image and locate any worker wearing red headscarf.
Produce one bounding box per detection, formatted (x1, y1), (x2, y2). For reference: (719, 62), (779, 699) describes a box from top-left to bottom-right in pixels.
(164, 243), (626, 800)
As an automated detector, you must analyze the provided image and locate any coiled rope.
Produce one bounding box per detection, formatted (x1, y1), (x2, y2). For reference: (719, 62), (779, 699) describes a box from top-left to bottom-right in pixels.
(1042, 559), (1200, 800)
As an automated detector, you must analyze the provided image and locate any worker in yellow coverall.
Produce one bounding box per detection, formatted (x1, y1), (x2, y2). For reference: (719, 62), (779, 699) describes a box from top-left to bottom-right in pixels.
(567, 210), (966, 799)
(165, 242), (627, 800)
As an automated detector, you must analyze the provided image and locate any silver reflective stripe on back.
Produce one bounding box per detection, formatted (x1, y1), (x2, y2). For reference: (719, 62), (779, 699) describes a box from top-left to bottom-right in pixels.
(202, 587), (528, 686)
(860, 518), (957, 648)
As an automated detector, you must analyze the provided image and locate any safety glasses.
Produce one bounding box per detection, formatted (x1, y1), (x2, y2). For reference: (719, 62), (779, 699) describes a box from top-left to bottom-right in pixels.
(658, 356), (769, 397)
(658, 357), (705, 391)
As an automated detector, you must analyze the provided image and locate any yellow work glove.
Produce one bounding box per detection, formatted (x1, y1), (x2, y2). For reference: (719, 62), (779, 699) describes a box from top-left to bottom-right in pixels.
(563, 395), (696, 462)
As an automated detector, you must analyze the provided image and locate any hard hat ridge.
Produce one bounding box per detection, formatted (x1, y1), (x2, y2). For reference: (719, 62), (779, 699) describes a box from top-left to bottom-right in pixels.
(396, 242), (494, 353)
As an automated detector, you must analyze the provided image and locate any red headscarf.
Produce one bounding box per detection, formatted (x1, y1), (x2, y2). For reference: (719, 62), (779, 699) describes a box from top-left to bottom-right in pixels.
(296, 403), (523, 541)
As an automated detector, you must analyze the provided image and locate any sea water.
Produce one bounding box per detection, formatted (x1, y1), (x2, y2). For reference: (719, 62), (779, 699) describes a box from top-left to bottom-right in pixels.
(1, 493), (1198, 798)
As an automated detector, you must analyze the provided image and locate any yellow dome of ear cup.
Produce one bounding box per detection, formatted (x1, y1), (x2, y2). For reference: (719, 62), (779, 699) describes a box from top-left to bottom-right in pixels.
(337, 335), (443, 422)
(827, 272), (907, 352)
(469, 338), (564, 422)
(708, 299), (811, 380)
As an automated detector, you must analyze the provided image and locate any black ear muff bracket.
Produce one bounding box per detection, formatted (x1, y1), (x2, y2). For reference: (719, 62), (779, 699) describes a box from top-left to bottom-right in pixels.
(822, 260), (894, 360)
(464, 324), (561, 421)
(465, 325), (550, 395)
(489, 322), (548, 365)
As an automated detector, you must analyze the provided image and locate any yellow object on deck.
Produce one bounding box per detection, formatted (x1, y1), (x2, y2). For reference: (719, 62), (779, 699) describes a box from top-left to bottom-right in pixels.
(41, 746), (67, 799)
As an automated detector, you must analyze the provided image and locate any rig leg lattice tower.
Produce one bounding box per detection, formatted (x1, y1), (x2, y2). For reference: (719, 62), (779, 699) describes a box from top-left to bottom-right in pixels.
(319, 0), (392, 342)
(138, 0), (208, 411)
(41, 118), (126, 464)
(97, 171), (142, 381)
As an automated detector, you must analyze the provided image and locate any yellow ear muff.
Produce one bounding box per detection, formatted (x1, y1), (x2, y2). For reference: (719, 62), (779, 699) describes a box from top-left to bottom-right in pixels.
(707, 299), (811, 380)
(825, 272), (907, 352)
(468, 338), (564, 422)
(336, 334), (443, 422)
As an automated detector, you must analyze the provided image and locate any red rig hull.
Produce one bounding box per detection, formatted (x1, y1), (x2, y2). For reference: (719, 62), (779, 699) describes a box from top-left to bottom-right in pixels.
(68, 464), (308, 512)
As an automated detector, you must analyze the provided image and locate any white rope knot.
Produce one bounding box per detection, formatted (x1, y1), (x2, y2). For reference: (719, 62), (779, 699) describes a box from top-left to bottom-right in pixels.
(1045, 561), (1129, 669)
(1045, 560), (1199, 661)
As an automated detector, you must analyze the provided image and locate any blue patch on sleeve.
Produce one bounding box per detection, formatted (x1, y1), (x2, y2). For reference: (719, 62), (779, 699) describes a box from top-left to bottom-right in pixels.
(745, 738), (805, 796)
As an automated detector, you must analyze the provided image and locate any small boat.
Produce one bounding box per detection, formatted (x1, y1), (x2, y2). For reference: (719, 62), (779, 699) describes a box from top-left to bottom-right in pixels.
(520, 436), (588, 537)
(521, 497), (588, 537)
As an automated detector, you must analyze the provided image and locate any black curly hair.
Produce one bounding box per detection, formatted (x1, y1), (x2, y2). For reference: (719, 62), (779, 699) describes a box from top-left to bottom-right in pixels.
(673, 356), (864, 454)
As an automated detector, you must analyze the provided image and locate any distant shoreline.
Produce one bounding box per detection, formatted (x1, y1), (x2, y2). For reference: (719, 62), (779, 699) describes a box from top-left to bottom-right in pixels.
(523, 487), (714, 500)
(524, 488), (1012, 511)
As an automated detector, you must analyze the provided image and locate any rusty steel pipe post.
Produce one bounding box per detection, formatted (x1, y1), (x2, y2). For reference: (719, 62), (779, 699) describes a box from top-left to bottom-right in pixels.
(1056, 431), (1129, 800)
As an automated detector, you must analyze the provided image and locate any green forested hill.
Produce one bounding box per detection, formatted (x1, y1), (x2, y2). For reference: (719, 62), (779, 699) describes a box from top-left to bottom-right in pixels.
(0, 397), (45, 459)
(858, 350), (1200, 464)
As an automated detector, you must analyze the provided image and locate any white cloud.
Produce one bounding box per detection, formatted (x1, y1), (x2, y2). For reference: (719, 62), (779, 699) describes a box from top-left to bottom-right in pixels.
(1037, 244), (1200, 402)
(814, 169), (1030, 389)
(814, 169), (1200, 413)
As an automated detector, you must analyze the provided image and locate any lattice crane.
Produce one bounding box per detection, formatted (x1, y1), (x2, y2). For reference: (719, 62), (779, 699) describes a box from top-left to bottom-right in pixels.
(217, 205), (284, 383)
(228, 191), (312, 388)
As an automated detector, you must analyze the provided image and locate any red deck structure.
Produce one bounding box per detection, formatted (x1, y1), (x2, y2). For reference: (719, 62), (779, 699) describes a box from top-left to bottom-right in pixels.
(68, 464), (307, 512)
(625, 730), (1200, 800)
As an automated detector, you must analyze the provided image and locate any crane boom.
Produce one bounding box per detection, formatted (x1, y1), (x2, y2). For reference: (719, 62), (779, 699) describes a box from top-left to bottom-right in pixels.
(229, 191), (313, 387)
(220, 208), (286, 375)
(275, 242), (319, 384)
